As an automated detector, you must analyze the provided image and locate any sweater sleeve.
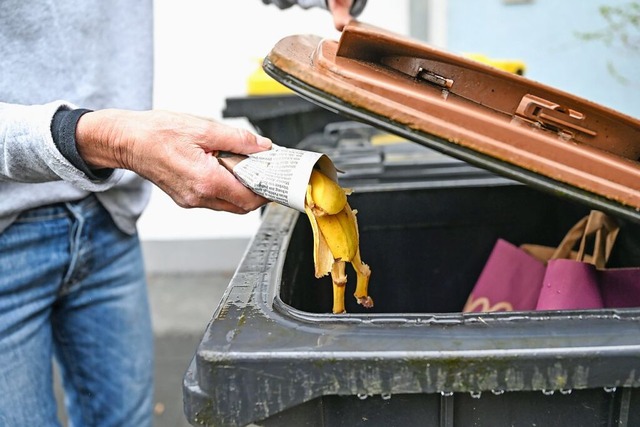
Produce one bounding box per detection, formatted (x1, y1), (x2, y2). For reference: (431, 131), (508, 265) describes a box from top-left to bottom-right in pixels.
(0, 101), (123, 191)
(262, 0), (367, 17)
(51, 107), (114, 181)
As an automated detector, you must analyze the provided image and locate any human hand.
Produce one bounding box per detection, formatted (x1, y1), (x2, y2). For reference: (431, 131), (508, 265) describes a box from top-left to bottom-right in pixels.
(327, 0), (355, 31)
(75, 109), (273, 214)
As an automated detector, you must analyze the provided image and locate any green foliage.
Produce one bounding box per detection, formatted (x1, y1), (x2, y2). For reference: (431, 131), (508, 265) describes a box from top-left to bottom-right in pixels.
(576, 2), (639, 84)
(583, 3), (639, 50)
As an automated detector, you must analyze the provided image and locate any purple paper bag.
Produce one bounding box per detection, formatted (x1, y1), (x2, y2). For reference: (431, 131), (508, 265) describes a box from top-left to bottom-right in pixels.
(465, 210), (639, 313)
(600, 268), (640, 308)
(463, 239), (547, 312)
(535, 259), (604, 310)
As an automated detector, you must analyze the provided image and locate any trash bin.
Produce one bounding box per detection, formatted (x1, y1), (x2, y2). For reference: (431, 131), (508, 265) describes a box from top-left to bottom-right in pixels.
(183, 22), (640, 427)
(183, 123), (640, 427)
(223, 94), (343, 148)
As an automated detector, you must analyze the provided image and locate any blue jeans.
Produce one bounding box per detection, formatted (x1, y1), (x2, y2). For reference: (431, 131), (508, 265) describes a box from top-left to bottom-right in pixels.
(0, 196), (153, 427)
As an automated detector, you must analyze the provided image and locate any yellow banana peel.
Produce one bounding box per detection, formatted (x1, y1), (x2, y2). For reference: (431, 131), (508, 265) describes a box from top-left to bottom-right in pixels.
(304, 168), (373, 314)
(315, 207), (358, 261)
(307, 169), (348, 215)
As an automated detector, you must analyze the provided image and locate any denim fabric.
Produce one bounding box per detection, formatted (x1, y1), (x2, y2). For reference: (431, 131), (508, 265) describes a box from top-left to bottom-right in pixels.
(0, 196), (153, 427)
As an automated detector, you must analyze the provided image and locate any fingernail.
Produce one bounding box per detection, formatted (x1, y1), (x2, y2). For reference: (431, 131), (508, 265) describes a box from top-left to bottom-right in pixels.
(257, 136), (272, 149)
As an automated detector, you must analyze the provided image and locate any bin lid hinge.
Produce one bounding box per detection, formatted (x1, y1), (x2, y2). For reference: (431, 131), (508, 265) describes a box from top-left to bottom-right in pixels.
(515, 94), (597, 139)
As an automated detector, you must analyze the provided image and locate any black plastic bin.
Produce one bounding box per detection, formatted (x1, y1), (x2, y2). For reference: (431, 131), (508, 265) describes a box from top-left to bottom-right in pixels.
(223, 94), (343, 148)
(183, 128), (640, 427)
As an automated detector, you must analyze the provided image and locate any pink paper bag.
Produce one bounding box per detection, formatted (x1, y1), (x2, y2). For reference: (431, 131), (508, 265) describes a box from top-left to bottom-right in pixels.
(535, 259), (604, 310)
(463, 239), (546, 312)
(465, 210), (640, 313)
(599, 268), (640, 308)
(535, 210), (619, 311)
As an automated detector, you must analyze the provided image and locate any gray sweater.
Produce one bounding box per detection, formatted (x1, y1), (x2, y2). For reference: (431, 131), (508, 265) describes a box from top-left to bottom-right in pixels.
(0, 0), (154, 234)
(0, 0), (365, 234)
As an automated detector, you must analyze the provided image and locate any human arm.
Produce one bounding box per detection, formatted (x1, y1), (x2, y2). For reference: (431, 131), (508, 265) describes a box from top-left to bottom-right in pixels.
(0, 101), (272, 214)
(74, 108), (273, 214)
(261, 0), (367, 31)
(0, 101), (121, 191)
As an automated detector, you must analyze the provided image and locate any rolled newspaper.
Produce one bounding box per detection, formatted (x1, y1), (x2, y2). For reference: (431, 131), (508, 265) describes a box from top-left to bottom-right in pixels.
(218, 144), (339, 213)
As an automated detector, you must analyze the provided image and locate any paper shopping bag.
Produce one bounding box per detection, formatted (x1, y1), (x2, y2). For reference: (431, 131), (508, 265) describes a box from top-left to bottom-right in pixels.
(535, 259), (604, 310)
(462, 211), (603, 313)
(600, 268), (640, 308)
(464, 210), (637, 313)
(463, 239), (547, 312)
(535, 210), (619, 310)
(535, 262), (640, 310)
(534, 208), (640, 309)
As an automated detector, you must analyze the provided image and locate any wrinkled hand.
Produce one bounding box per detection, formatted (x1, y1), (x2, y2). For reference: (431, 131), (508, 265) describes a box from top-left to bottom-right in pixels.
(75, 109), (272, 214)
(328, 0), (355, 31)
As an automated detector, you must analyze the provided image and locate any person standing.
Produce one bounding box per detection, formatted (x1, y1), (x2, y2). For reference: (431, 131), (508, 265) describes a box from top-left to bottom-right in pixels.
(0, 0), (366, 426)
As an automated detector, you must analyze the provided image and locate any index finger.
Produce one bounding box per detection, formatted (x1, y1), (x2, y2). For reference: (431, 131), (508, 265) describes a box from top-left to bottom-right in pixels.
(201, 120), (273, 156)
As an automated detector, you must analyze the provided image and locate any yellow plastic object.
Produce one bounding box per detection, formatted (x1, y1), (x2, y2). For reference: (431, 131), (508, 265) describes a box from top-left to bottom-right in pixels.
(247, 58), (293, 95)
(370, 132), (406, 146)
(463, 53), (527, 76)
(247, 54), (525, 95)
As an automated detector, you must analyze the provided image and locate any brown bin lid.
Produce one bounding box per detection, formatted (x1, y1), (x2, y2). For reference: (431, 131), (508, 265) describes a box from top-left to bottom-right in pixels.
(264, 22), (640, 223)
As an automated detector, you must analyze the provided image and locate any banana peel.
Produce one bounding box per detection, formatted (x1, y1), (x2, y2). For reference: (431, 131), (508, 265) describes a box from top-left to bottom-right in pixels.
(304, 169), (373, 314)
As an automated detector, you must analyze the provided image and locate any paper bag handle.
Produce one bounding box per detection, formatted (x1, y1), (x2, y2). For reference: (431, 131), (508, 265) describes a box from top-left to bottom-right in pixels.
(550, 210), (619, 268)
